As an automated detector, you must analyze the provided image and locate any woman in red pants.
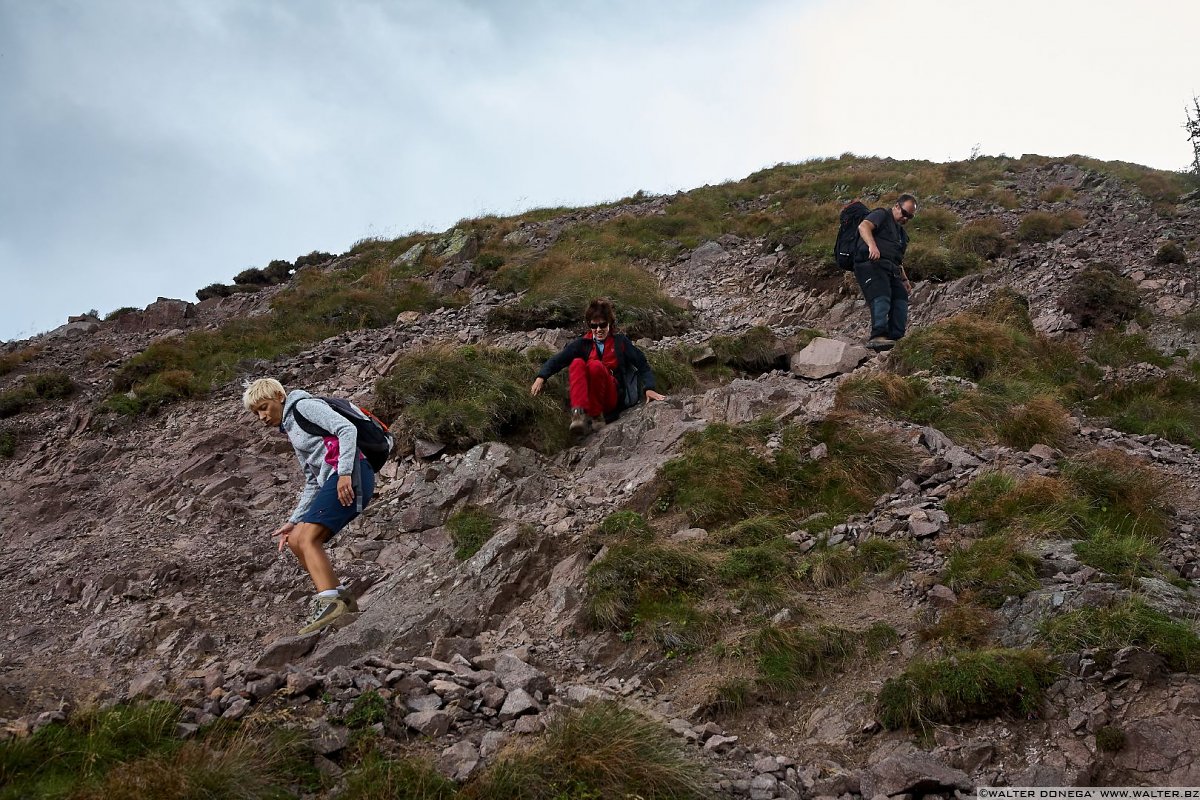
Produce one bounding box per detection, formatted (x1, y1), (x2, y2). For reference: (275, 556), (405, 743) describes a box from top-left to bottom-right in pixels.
(530, 298), (666, 435)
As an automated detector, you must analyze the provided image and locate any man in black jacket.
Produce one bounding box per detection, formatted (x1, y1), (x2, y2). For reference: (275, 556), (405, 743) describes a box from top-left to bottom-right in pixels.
(530, 298), (665, 436)
(855, 194), (916, 350)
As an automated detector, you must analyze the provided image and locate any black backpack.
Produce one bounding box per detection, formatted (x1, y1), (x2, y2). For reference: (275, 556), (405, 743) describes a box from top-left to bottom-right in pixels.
(834, 200), (870, 269)
(288, 397), (394, 472)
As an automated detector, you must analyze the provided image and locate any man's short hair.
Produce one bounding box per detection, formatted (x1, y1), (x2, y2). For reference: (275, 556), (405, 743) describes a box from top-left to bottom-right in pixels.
(896, 193), (917, 207)
(242, 377), (285, 411)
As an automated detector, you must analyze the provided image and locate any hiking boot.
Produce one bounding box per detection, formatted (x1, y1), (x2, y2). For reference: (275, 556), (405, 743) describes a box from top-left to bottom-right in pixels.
(338, 588), (359, 613)
(298, 595), (348, 635)
(569, 408), (589, 435)
(866, 336), (897, 351)
(589, 415), (606, 432)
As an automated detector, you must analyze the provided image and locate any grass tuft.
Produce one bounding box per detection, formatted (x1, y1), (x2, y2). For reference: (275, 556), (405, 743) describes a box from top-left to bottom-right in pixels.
(469, 701), (708, 799)
(1060, 264), (1143, 330)
(374, 345), (569, 454)
(586, 540), (708, 632)
(447, 505), (499, 561)
(943, 536), (1040, 608)
(877, 648), (1057, 731)
(1040, 597), (1200, 672)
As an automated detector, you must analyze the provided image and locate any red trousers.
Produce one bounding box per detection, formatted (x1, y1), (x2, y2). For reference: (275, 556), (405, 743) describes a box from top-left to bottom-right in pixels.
(568, 358), (618, 417)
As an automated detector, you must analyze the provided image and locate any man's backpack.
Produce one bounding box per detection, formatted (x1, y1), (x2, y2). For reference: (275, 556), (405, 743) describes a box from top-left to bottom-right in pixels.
(834, 200), (870, 270)
(288, 397), (394, 472)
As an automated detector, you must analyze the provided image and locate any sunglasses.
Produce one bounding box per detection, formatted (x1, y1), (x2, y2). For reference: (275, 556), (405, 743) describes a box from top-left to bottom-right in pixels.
(588, 322), (609, 329)
(900, 206), (914, 220)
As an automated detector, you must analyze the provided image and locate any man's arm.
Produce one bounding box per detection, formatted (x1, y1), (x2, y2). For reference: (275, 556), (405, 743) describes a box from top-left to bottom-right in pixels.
(858, 219), (880, 260)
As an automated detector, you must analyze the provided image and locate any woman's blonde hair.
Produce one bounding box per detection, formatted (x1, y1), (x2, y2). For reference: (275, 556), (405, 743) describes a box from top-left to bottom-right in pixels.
(242, 377), (286, 411)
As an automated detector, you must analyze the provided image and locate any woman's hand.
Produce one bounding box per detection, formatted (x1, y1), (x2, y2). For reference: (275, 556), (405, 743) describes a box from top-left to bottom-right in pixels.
(645, 389), (667, 402)
(337, 475), (355, 507)
(272, 521), (296, 552)
(530, 377), (545, 396)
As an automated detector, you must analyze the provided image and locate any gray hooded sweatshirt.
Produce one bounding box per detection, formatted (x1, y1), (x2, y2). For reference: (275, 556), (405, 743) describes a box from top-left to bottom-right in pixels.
(281, 389), (363, 523)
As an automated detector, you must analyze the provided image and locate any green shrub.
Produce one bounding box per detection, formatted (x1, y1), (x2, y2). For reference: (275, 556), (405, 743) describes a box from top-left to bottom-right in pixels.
(486, 255), (689, 339)
(645, 348), (699, 393)
(598, 510), (653, 539)
(0, 430), (14, 458)
(719, 541), (794, 584)
(709, 326), (783, 372)
(104, 306), (140, 321)
(797, 546), (861, 588)
(918, 604), (997, 649)
(902, 243), (983, 282)
(1096, 726), (1126, 752)
(950, 218), (1010, 259)
(1073, 530), (1162, 583)
(892, 313), (1033, 380)
(1086, 375), (1200, 448)
(944, 536), (1040, 608)
(447, 505), (499, 560)
(1088, 332), (1172, 368)
(754, 624), (857, 696)
(1040, 597), (1200, 672)
(345, 690), (389, 728)
(0, 346), (39, 377)
(374, 345), (569, 454)
(659, 417), (916, 529)
(341, 749), (459, 800)
(878, 649), (1057, 731)
(468, 701), (708, 799)
(710, 515), (790, 548)
(1061, 450), (1172, 538)
(27, 371), (75, 399)
(0, 389), (32, 418)
(970, 288), (1033, 332)
(1155, 241), (1188, 265)
(586, 541), (708, 631)
(1059, 264), (1142, 330)
(1039, 185), (1075, 203)
(1016, 210), (1084, 243)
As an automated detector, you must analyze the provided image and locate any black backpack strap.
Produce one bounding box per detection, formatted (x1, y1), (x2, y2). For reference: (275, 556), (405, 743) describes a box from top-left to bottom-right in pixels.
(286, 399), (331, 438)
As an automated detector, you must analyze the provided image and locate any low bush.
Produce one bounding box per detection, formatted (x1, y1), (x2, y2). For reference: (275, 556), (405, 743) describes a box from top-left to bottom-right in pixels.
(468, 701), (709, 799)
(709, 326), (785, 373)
(447, 505), (498, 560)
(585, 540), (708, 631)
(918, 604), (997, 649)
(943, 536), (1040, 608)
(1038, 185), (1075, 203)
(0, 430), (14, 458)
(1086, 375), (1200, 448)
(1015, 210), (1085, 243)
(1040, 597), (1200, 672)
(754, 624), (857, 696)
(1073, 530), (1163, 583)
(487, 255), (689, 339)
(645, 348), (700, 393)
(0, 346), (39, 377)
(877, 648), (1057, 731)
(341, 749), (458, 800)
(374, 345), (569, 454)
(1059, 264), (1142, 330)
(1088, 332), (1172, 368)
(345, 690), (390, 729)
(902, 243), (983, 282)
(0, 701), (313, 800)
(104, 306), (140, 321)
(1155, 241), (1188, 265)
(950, 218), (1010, 260)
(658, 416), (916, 528)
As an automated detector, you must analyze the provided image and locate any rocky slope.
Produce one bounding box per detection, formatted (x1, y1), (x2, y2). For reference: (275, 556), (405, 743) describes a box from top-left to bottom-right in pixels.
(2, 157), (1200, 796)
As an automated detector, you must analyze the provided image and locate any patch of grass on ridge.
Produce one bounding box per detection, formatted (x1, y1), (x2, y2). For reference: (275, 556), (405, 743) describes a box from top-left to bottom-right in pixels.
(374, 344), (569, 455)
(446, 505), (499, 561)
(1040, 597), (1200, 672)
(658, 415), (917, 529)
(877, 648), (1057, 732)
(108, 240), (448, 415)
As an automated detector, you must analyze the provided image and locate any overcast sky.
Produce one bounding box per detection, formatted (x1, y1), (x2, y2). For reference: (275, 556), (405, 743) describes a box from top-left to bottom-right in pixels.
(2, 0), (1198, 342)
